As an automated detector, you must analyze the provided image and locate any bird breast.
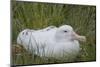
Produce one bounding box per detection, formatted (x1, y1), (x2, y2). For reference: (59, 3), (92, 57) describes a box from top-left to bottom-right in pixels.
(41, 40), (80, 58)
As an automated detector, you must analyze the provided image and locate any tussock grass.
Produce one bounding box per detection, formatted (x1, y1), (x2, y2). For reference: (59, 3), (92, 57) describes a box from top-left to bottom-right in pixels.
(11, 1), (96, 65)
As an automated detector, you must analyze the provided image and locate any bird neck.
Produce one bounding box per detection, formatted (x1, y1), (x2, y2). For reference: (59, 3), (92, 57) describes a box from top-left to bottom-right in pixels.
(55, 35), (73, 42)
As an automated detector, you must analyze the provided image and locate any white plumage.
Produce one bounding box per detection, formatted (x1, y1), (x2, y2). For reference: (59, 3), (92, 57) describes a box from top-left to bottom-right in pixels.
(17, 25), (86, 61)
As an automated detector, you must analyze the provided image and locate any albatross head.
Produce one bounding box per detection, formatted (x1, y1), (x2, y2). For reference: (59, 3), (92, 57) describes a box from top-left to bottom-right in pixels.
(56, 25), (86, 42)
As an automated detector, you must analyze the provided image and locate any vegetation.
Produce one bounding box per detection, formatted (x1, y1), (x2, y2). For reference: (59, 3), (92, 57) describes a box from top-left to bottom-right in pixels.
(11, 1), (96, 65)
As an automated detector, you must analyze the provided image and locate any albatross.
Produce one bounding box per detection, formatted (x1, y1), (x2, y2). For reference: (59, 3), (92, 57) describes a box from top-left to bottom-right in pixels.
(17, 25), (86, 61)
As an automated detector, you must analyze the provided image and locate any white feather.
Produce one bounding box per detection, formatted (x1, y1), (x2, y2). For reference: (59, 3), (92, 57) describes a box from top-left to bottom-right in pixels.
(17, 25), (85, 61)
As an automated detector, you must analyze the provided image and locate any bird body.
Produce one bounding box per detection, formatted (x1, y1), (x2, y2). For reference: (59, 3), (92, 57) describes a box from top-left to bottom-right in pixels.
(17, 25), (86, 61)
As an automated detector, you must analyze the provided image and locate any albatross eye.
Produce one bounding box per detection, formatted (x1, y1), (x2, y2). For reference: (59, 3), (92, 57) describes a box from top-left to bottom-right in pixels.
(64, 30), (68, 32)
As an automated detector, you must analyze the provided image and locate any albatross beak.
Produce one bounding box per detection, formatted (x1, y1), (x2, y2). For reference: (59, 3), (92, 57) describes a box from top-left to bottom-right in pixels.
(73, 32), (86, 42)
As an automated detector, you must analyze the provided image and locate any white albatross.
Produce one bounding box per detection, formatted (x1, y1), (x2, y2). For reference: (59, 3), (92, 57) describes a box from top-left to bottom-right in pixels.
(17, 25), (86, 61)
